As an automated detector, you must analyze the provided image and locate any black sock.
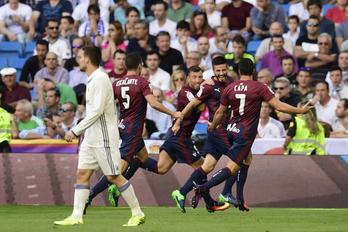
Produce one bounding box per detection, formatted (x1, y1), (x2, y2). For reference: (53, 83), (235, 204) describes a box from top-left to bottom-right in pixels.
(180, 167), (207, 196)
(221, 173), (237, 196)
(88, 175), (110, 202)
(200, 167), (233, 192)
(140, 157), (158, 174)
(123, 159), (141, 180)
(237, 164), (249, 202)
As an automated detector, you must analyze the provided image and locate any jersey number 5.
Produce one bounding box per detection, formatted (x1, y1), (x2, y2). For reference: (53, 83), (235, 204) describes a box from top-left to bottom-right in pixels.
(236, 94), (246, 115)
(121, 86), (130, 109)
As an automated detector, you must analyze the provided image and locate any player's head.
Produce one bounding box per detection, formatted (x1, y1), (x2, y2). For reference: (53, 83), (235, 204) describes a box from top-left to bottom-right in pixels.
(212, 56), (228, 82)
(125, 52), (143, 74)
(187, 65), (203, 90)
(238, 58), (254, 77)
(78, 46), (101, 71)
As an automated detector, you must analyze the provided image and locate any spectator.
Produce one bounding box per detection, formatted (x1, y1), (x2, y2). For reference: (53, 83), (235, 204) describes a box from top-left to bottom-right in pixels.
(42, 18), (72, 65)
(108, 49), (127, 82)
(146, 50), (171, 91)
(255, 22), (294, 61)
(149, 1), (176, 39)
(165, 69), (186, 106)
(167, 0), (193, 23)
(327, 66), (348, 100)
(209, 26), (232, 54)
(170, 20), (197, 59)
(19, 40), (49, 90)
(257, 68), (273, 87)
(294, 67), (314, 101)
(12, 99), (47, 139)
(140, 66), (150, 81)
(146, 87), (175, 137)
(72, 0), (110, 29)
(124, 7), (140, 39)
(36, 84), (61, 119)
(204, 0), (221, 28)
(156, 31), (184, 74)
(112, 0), (130, 25)
(260, 35), (298, 77)
(28, 0), (73, 37)
(325, 0), (347, 25)
(59, 15), (77, 44)
(275, 56), (298, 87)
(221, 0), (253, 38)
(189, 11), (213, 40)
(41, 78), (78, 106)
(0, 87), (11, 152)
(257, 101), (285, 138)
(101, 21), (126, 72)
(250, 0), (286, 39)
(289, 0), (309, 22)
(326, 51), (348, 84)
(284, 101), (326, 155)
(127, 20), (157, 61)
(336, 5), (348, 49)
(331, 98), (348, 132)
(197, 36), (212, 71)
(283, 15), (300, 47)
(315, 81), (339, 126)
(187, 51), (203, 70)
(64, 36), (93, 72)
(330, 114), (348, 137)
(78, 4), (107, 47)
(0, 0), (32, 44)
(0, 67), (31, 109)
(299, 0), (335, 39)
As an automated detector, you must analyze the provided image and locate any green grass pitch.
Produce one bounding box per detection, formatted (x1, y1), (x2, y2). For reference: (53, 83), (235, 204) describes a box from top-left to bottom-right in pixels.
(0, 206), (347, 232)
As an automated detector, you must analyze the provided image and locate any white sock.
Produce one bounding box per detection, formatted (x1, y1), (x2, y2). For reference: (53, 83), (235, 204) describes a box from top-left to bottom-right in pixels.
(71, 184), (90, 220)
(120, 182), (144, 217)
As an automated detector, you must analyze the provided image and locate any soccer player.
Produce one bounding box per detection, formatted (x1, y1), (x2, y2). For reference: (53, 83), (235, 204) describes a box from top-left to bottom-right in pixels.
(84, 52), (181, 210)
(191, 58), (312, 209)
(53, 47), (145, 227)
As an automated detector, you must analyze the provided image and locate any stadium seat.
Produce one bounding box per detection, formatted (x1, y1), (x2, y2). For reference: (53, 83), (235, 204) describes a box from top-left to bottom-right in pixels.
(247, 40), (261, 55)
(281, 3), (290, 16)
(323, 4), (334, 15)
(8, 57), (27, 70)
(0, 41), (23, 57)
(24, 41), (36, 57)
(0, 57), (7, 69)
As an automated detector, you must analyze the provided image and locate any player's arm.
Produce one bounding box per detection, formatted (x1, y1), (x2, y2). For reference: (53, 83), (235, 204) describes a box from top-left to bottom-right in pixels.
(268, 97), (311, 114)
(145, 94), (182, 119)
(208, 104), (228, 132)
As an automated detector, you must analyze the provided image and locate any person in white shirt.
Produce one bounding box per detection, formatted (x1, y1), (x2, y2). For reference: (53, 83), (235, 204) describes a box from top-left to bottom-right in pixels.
(315, 81), (339, 127)
(289, 0), (309, 22)
(146, 50), (171, 91)
(258, 101), (286, 138)
(149, 1), (176, 39)
(205, 0), (221, 28)
(72, 0), (110, 29)
(197, 36), (212, 70)
(326, 66), (348, 100)
(331, 98), (348, 132)
(0, 0), (32, 44)
(209, 26), (233, 54)
(170, 20), (197, 59)
(54, 46), (145, 227)
(283, 15), (300, 47)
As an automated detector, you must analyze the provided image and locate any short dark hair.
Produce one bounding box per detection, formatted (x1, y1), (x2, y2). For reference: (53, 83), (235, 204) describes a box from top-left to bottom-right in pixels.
(46, 18), (60, 27)
(212, 56), (227, 67)
(88, 4), (100, 15)
(271, 34), (284, 42)
(155, 0), (168, 11)
(176, 20), (190, 30)
(281, 55), (295, 64)
(83, 46), (102, 66)
(329, 65), (342, 73)
(126, 6), (140, 17)
(113, 49), (126, 59)
(232, 34), (246, 47)
(146, 50), (159, 58)
(156, 31), (170, 40)
(47, 87), (61, 98)
(36, 39), (49, 50)
(61, 15), (74, 24)
(307, 0), (322, 10)
(340, 98), (348, 109)
(136, 19), (149, 30)
(126, 52), (142, 70)
(288, 15), (300, 24)
(315, 80), (329, 91)
(188, 65), (202, 75)
(239, 58), (254, 76)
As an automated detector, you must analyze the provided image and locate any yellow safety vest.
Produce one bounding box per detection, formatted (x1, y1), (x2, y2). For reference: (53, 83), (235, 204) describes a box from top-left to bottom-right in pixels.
(225, 53), (255, 71)
(287, 116), (326, 155)
(0, 107), (11, 143)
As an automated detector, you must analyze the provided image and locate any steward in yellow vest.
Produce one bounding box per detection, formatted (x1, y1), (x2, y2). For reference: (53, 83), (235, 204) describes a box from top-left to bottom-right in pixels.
(0, 107), (12, 153)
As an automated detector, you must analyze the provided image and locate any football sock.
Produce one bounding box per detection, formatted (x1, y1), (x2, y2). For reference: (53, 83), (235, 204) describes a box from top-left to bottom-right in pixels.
(180, 167), (207, 196)
(72, 184), (90, 219)
(200, 167), (233, 192)
(237, 164), (249, 202)
(140, 157), (158, 174)
(123, 159), (141, 180)
(119, 181), (143, 217)
(221, 172), (237, 195)
(88, 175), (109, 201)
(202, 190), (215, 207)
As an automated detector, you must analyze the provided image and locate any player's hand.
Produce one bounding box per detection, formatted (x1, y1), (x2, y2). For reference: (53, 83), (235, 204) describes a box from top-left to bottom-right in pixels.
(201, 78), (214, 86)
(207, 121), (216, 132)
(65, 130), (76, 142)
(171, 123), (180, 135)
(172, 111), (184, 120)
(300, 101), (314, 114)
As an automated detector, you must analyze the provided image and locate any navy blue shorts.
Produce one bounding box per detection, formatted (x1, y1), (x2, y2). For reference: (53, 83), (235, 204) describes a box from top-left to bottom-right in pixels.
(202, 129), (230, 161)
(226, 132), (254, 165)
(119, 131), (145, 162)
(160, 131), (201, 164)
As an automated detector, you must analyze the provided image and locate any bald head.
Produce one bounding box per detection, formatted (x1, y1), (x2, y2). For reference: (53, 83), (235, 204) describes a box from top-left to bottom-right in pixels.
(257, 68), (273, 86)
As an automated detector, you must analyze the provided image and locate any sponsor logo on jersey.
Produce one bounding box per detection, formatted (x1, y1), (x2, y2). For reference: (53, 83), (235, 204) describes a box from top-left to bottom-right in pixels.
(226, 123), (240, 133)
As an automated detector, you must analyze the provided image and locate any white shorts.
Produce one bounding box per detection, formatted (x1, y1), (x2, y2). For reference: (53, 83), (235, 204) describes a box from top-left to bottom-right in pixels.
(78, 146), (121, 175)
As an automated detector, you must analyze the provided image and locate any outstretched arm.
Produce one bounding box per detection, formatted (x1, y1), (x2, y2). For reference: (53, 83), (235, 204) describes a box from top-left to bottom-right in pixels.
(145, 94), (182, 119)
(268, 97), (311, 115)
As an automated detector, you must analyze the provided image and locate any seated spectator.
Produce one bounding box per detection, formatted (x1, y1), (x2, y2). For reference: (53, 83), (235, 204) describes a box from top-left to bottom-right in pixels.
(260, 35), (298, 77)
(101, 21), (127, 72)
(127, 20), (157, 61)
(147, 87), (175, 137)
(299, 0), (335, 39)
(255, 22), (294, 61)
(331, 98), (348, 132)
(326, 66), (348, 100)
(42, 18), (72, 65)
(108, 49), (127, 82)
(325, 0), (347, 25)
(37, 84), (61, 119)
(0, 0), (32, 44)
(64, 36), (93, 72)
(275, 56), (298, 87)
(78, 4), (107, 47)
(189, 11), (213, 40)
(326, 51), (348, 84)
(112, 0), (129, 25)
(149, 1), (176, 39)
(257, 68), (273, 87)
(124, 7), (140, 39)
(336, 5), (348, 49)
(294, 67), (314, 101)
(209, 26), (232, 54)
(0, 67), (31, 110)
(221, 0), (253, 39)
(250, 0), (286, 39)
(59, 15), (77, 44)
(156, 31), (184, 74)
(314, 81), (339, 126)
(170, 20), (197, 59)
(140, 66), (150, 81)
(19, 40), (49, 90)
(28, 0), (73, 38)
(330, 114), (348, 137)
(72, 0), (110, 29)
(165, 69), (186, 106)
(289, 0), (309, 22)
(146, 50), (171, 91)
(197, 36), (212, 71)
(258, 101), (285, 138)
(186, 51), (203, 71)
(167, 0), (193, 23)
(204, 0), (221, 28)
(283, 15), (300, 47)
(284, 101), (326, 155)
(12, 99), (48, 139)
(41, 78), (77, 106)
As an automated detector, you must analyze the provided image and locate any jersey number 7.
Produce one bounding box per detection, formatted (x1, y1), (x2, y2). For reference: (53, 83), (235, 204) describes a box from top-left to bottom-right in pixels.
(236, 94), (246, 115)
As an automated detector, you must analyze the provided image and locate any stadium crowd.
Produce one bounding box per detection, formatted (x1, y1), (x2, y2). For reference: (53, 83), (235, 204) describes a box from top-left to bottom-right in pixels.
(1, 0), (348, 153)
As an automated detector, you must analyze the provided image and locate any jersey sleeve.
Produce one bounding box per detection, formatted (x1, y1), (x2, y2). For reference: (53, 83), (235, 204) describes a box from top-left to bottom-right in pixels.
(259, 83), (274, 102)
(220, 87), (230, 107)
(196, 84), (213, 102)
(140, 78), (152, 96)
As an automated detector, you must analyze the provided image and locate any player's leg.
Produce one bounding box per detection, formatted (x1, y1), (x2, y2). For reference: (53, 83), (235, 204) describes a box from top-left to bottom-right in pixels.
(236, 152), (252, 211)
(157, 150), (175, 174)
